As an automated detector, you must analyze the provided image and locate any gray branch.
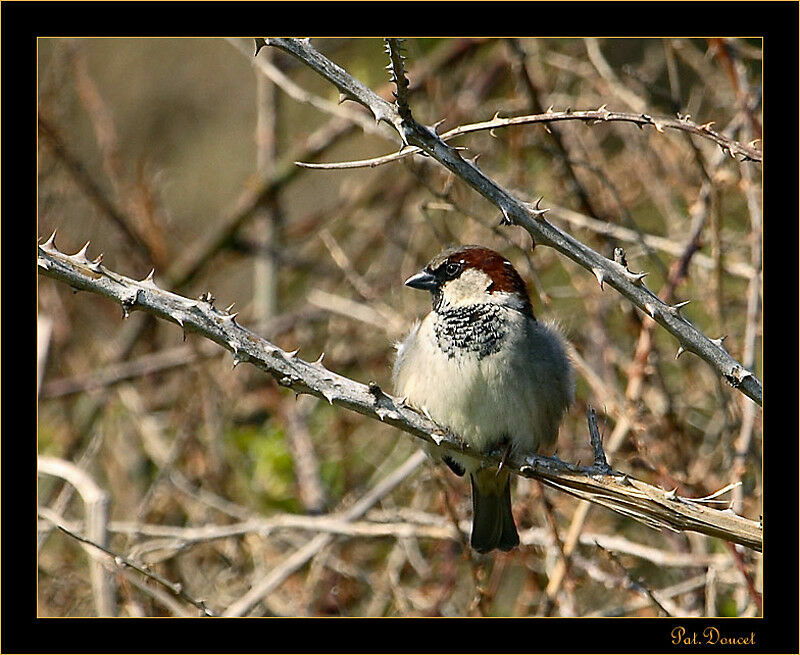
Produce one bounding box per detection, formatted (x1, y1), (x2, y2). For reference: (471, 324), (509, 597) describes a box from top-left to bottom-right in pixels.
(261, 37), (762, 407)
(37, 239), (762, 551)
(294, 109), (761, 170)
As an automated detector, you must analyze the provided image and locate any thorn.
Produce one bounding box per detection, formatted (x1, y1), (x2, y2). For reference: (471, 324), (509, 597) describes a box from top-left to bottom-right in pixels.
(41, 230), (58, 251)
(699, 121), (715, 131)
(430, 118), (446, 134)
(541, 123), (552, 134)
(669, 300), (690, 316)
(545, 105), (554, 113)
(224, 303), (236, 314)
(710, 335), (727, 348)
(88, 254), (104, 272)
(313, 352), (325, 366)
(627, 271), (648, 284)
(140, 269), (157, 286)
(376, 405), (400, 422)
(75, 241), (91, 261)
(730, 365), (752, 383)
(120, 289), (140, 319)
(221, 312), (238, 323)
(644, 302), (659, 318)
(253, 38), (268, 56)
(592, 267), (606, 290)
(664, 487), (678, 499)
(498, 206), (514, 226)
(676, 345), (686, 359)
(321, 389), (335, 405)
(528, 196), (550, 219)
(653, 121), (665, 134)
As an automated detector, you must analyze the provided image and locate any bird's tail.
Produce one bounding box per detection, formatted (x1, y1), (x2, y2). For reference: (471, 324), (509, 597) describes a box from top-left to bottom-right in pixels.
(469, 468), (520, 553)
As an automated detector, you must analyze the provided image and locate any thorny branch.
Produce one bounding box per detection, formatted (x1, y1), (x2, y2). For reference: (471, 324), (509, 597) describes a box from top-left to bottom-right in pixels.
(294, 108), (761, 170)
(260, 37), (762, 407)
(37, 240), (762, 552)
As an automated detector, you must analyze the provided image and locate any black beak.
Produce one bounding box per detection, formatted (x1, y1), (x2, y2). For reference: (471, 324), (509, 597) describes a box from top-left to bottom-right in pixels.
(404, 270), (438, 292)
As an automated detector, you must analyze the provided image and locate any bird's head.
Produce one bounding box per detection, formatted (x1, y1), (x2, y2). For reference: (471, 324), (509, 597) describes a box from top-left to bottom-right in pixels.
(404, 245), (533, 316)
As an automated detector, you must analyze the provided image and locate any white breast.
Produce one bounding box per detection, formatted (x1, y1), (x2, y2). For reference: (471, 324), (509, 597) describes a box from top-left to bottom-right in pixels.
(393, 308), (572, 472)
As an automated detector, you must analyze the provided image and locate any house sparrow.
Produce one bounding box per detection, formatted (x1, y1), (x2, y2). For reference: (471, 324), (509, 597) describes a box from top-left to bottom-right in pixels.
(393, 245), (573, 553)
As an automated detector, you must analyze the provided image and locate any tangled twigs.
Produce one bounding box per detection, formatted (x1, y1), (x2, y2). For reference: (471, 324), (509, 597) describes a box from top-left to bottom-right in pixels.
(37, 240), (762, 551)
(261, 37), (762, 407)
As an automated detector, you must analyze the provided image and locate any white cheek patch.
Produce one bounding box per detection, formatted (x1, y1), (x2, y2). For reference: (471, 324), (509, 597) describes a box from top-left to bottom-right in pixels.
(441, 268), (493, 307)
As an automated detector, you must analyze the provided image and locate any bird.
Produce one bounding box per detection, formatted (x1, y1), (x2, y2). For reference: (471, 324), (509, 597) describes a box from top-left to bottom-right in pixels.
(393, 245), (573, 553)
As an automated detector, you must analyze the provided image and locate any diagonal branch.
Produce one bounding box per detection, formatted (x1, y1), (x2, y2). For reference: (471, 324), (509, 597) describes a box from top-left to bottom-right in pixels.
(37, 239), (762, 552)
(262, 37), (762, 407)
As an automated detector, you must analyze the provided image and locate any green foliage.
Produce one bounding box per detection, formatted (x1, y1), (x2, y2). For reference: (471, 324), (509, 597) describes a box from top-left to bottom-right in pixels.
(717, 592), (740, 617)
(227, 422), (301, 513)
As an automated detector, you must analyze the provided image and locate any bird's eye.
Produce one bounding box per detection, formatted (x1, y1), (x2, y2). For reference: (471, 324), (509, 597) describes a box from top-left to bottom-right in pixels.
(444, 262), (462, 278)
